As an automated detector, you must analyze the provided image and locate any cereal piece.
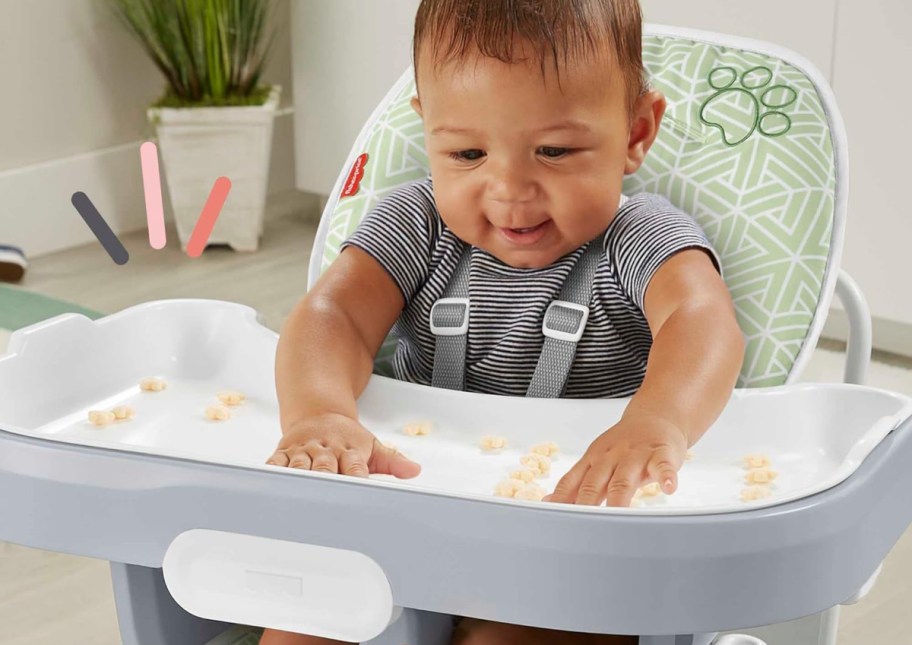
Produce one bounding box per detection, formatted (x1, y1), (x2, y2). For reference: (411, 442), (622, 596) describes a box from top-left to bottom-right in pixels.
(217, 390), (246, 406)
(509, 468), (536, 483)
(530, 441), (560, 458)
(744, 468), (778, 485)
(741, 485), (772, 502)
(743, 454), (771, 469)
(513, 483), (546, 502)
(494, 478), (527, 498)
(479, 435), (508, 451)
(639, 482), (662, 498)
(140, 377), (167, 392)
(402, 421), (432, 436)
(88, 410), (116, 426)
(685, 449), (695, 461)
(204, 405), (232, 421)
(519, 453), (551, 477)
(112, 406), (135, 421)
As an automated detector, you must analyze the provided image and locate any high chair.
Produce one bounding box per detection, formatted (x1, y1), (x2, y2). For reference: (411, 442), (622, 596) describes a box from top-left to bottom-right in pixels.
(0, 24), (908, 645)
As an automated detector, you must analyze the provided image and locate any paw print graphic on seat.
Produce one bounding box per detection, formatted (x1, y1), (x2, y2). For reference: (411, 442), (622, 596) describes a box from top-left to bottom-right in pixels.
(699, 66), (798, 146)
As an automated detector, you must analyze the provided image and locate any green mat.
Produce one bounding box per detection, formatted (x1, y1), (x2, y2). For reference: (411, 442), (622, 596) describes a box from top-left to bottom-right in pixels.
(0, 284), (102, 331)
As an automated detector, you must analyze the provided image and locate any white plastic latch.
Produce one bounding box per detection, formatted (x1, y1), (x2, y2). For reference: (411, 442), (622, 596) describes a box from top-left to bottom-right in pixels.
(163, 529), (397, 642)
(430, 297), (470, 336)
(542, 301), (589, 342)
(713, 635), (768, 645)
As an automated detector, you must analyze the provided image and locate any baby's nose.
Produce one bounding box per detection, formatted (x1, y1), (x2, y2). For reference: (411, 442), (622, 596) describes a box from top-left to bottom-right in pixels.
(486, 160), (537, 203)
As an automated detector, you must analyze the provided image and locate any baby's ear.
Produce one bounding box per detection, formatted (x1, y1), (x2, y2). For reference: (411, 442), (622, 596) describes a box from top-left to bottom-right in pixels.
(624, 89), (667, 175)
(410, 95), (423, 118)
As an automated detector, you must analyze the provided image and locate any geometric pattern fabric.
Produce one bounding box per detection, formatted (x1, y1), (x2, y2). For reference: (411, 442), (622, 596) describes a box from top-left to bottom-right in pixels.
(320, 33), (838, 388)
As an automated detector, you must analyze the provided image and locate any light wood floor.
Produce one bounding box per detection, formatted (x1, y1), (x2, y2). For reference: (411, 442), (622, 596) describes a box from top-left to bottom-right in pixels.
(3, 197), (911, 644)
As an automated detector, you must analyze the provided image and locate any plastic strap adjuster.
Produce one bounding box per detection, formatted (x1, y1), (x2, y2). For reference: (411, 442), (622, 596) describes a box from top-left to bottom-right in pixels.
(430, 298), (470, 336)
(542, 301), (589, 342)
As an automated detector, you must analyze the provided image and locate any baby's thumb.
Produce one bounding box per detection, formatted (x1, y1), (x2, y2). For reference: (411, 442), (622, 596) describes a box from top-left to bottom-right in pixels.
(370, 442), (421, 479)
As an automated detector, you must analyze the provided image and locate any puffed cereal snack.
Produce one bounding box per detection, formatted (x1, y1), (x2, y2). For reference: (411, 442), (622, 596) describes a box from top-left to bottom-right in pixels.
(402, 421), (432, 436)
(205, 405), (232, 421)
(519, 453), (551, 477)
(217, 390), (246, 406)
(88, 410), (116, 427)
(139, 377), (167, 392)
(530, 442), (559, 458)
(479, 435), (508, 451)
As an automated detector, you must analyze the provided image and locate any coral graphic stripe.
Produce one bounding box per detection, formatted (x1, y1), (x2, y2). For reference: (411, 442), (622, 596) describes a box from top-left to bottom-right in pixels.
(186, 177), (232, 258)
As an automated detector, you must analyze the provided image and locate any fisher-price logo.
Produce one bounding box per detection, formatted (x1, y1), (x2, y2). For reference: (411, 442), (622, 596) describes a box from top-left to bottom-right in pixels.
(341, 153), (369, 198)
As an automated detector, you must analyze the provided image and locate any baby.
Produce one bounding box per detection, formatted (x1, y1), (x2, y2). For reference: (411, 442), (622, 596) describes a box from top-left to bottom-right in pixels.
(262, 1), (744, 644)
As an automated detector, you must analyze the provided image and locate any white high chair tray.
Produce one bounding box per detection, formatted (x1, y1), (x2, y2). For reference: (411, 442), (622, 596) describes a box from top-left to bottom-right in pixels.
(1, 299), (908, 516)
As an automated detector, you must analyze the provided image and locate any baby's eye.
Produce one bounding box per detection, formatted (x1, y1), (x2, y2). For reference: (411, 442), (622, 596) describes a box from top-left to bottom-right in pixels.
(450, 149), (486, 162)
(538, 146), (570, 158)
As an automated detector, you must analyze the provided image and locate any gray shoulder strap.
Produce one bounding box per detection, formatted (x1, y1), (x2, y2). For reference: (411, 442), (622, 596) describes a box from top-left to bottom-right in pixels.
(526, 236), (604, 398)
(430, 245), (471, 390)
(431, 233), (604, 396)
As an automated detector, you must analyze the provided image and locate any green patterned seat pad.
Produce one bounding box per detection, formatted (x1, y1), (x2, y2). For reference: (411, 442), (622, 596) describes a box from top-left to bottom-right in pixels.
(320, 34), (836, 388)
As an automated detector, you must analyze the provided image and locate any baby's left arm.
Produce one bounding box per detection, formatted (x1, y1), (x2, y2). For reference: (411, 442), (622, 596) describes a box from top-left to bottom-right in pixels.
(548, 248), (744, 507)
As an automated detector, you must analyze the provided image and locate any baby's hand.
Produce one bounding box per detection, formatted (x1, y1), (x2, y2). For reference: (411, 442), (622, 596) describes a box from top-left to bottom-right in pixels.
(546, 414), (687, 507)
(266, 412), (421, 479)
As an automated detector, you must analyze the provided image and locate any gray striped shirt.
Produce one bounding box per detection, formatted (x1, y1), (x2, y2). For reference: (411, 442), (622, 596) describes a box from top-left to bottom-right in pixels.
(343, 177), (720, 398)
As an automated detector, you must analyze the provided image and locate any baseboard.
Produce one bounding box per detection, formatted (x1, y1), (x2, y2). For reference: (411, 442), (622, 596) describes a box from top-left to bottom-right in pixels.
(822, 307), (912, 359)
(0, 112), (296, 259)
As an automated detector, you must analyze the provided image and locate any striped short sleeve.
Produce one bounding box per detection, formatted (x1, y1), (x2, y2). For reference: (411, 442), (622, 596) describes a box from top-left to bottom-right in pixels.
(604, 193), (722, 311)
(341, 179), (437, 304)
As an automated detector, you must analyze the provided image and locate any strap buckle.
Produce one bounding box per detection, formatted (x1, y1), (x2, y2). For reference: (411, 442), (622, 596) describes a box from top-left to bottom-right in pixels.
(542, 301), (589, 342)
(430, 298), (470, 336)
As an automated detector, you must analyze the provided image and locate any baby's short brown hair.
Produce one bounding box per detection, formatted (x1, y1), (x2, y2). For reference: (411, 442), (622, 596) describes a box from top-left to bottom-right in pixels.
(413, 0), (646, 117)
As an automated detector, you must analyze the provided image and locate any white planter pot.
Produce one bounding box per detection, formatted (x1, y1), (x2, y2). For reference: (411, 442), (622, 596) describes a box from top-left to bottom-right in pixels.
(148, 86), (281, 252)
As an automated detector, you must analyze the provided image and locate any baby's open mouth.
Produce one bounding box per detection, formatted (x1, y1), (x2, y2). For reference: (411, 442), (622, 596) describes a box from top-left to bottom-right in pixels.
(499, 220), (550, 246)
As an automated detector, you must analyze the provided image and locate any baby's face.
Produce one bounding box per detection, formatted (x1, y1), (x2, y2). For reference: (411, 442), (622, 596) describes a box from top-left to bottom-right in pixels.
(413, 45), (653, 268)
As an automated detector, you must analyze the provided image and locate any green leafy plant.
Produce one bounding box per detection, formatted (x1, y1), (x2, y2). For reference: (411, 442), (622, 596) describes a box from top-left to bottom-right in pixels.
(110, 0), (275, 107)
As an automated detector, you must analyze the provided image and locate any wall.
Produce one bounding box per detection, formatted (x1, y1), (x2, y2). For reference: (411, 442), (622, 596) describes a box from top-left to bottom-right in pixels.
(0, 0), (297, 258)
(291, 0), (421, 196)
(640, 1), (838, 79)
(826, 0), (912, 353)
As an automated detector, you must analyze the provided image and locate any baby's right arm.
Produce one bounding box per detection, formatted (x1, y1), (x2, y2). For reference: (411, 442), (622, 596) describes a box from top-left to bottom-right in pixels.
(266, 246), (420, 479)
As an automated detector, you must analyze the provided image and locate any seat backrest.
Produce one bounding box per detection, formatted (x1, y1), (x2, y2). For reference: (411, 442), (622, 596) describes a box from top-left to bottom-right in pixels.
(309, 24), (847, 388)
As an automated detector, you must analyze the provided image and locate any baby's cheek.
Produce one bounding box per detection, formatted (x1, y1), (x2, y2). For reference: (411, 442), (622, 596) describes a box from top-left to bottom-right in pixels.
(550, 183), (619, 242)
(436, 194), (486, 245)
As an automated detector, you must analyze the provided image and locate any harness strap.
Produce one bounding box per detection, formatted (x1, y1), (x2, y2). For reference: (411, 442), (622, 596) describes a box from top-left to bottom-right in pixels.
(430, 247), (471, 390)
(525, 237), (603, 398)
(430, 234), (604, 396)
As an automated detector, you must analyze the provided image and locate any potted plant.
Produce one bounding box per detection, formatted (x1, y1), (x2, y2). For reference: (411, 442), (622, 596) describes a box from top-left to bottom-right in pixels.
(111, 0), (279, 252)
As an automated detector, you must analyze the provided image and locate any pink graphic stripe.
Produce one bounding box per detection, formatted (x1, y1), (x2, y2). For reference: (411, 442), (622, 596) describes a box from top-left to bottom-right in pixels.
(186, 177), (232, 258)
(140, 142), (166, 250)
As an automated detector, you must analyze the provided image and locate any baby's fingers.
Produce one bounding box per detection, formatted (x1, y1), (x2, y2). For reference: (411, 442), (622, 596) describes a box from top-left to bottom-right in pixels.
(369, 441), (421, 479)
(287, 448), (314, 470)
(309, 448), (340, 474)
(545, 460), (589, 504)
(603, 462), (645, 508)
(574, 460), (618, 506)
(339, 448), (370, 478)
(645, 446), (680, 495)
(265, 449), (290, 467)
